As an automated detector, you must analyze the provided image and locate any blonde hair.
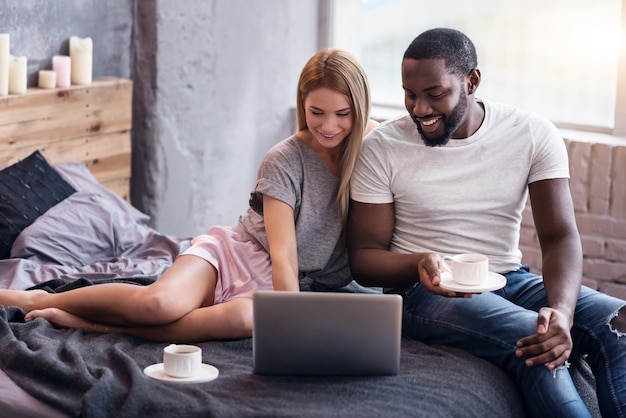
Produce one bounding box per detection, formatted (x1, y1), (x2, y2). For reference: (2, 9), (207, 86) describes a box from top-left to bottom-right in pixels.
(295, 49), (371, 223)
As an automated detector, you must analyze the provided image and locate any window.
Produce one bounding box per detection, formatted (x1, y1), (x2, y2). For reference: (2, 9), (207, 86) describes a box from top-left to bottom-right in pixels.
(328, 0), (626, 136)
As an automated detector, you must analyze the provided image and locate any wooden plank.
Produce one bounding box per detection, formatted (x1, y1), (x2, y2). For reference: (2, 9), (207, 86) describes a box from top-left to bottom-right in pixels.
(86, 152), (132, 183)
(0, 77), (132, 148)
(0, 132), (131, 166)
(0, 77), (133, 200)
(100, 177), (131, 202)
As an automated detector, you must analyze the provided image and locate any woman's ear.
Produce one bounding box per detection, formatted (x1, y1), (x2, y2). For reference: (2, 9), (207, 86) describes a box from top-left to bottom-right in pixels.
(467, 68), (481, 95)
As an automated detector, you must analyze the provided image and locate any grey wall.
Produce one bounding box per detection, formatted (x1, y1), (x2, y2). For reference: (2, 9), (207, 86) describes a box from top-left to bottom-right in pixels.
(1, 0), (321, 237)
(0, 0), (134, 85)
(133, 0), (320, 236)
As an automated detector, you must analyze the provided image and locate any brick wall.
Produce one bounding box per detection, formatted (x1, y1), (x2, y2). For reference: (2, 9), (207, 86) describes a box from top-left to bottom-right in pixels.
(519, 138), (626, 300)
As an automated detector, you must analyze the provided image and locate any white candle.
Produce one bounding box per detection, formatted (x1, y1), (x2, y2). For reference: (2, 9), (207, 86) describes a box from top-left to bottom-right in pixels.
(8, 55), (27, 95)
(52, 55), (71, 87)
(0, 34), (9, 96)
(69, 36), (92, 85)
(38, 70), (57, 89)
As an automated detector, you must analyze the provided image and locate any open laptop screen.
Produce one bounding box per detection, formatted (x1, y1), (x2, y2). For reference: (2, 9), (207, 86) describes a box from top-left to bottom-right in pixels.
(252, 291), (402, 376)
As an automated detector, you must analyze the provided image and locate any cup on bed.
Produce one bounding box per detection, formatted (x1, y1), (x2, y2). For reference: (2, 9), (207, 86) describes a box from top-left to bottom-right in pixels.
(442, 253), (489, 286)
(163, 344), (202, 378)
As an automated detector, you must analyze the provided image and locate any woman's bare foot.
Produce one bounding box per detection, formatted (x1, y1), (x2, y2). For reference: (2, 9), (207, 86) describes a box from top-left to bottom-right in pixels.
(0, 289), (47, 311)
(25, 308), (98, 332)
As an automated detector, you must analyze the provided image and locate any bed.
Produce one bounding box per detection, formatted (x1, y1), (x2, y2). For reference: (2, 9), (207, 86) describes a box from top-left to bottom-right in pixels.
(0, 78), (601, 417)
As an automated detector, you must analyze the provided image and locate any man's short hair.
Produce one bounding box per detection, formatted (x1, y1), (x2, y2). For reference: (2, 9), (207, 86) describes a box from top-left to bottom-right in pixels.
(403, 28), (477, 79)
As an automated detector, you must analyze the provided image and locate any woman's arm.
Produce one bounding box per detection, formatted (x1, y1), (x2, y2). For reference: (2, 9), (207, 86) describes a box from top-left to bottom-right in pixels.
(263, 194), (300, 291)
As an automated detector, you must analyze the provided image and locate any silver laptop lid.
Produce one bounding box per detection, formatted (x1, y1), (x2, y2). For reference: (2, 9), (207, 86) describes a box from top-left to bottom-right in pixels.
(252, 291), (402, 376)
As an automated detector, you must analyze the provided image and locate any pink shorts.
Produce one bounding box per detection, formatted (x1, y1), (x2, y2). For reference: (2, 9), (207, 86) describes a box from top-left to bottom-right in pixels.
(181, 226), (273, 304)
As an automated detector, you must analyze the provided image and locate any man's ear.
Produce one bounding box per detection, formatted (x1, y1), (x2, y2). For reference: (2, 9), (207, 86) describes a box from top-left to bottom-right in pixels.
(467, 68), (481, 95)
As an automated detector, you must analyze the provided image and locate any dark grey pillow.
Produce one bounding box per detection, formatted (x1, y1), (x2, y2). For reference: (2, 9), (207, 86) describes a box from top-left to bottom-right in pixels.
(0, 150), (76, 259)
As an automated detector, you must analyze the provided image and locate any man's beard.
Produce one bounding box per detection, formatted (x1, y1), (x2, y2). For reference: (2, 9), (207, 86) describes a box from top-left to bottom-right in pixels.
(411, 91), (467, 147)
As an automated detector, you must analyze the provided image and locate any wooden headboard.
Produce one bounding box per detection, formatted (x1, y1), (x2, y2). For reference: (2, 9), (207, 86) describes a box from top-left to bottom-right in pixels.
(0, 77), (132, 200)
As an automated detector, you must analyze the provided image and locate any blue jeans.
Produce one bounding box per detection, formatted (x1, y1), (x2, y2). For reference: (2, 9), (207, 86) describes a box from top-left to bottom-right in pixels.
(399, 266), (626, 418)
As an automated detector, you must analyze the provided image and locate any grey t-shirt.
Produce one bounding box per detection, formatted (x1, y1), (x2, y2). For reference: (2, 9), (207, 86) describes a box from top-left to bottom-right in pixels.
(237, 135), (352, 289)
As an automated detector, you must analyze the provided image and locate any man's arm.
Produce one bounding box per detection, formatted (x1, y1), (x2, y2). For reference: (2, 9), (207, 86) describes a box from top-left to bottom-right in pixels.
(347, 200), (454, 296)
(515, 178), (582, 369)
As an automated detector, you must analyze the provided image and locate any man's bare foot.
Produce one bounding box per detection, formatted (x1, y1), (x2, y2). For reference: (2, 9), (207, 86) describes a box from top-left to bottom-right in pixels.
(25, 308), (96, 332)
(0, 289), (47, 311)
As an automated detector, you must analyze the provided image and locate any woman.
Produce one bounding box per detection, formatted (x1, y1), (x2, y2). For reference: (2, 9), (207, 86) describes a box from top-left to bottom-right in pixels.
(0, 49), (378, 342)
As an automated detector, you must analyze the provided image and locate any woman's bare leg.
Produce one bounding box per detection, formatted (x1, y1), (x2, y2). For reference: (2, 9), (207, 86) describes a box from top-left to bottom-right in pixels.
(0, 255), (217, 327)
(26, 297), (253, 342)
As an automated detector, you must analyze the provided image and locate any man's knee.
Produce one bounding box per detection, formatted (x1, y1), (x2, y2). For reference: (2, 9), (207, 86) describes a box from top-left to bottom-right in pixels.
(609, 306), (626, 335)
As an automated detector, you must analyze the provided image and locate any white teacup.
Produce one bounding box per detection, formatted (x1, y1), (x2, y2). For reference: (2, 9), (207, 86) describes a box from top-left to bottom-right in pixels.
(163, 344), (202, 378)
(442, 253), (489, 286)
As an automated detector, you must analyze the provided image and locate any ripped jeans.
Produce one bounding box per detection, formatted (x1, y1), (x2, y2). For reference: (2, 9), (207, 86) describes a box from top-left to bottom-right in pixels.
(399, 266), (626, 418)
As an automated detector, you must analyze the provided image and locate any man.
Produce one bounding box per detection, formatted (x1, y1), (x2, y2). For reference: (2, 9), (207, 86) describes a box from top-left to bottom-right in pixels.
(348, 28), (626, 417)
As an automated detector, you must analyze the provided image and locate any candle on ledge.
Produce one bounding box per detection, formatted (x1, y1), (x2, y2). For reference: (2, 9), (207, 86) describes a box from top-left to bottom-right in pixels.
(0, 34), (9, 96)
(38, 70), (57, 89)
(69, 36), (92, 85)
(8, 55), (27, 95)
(52, 55), (71, 88)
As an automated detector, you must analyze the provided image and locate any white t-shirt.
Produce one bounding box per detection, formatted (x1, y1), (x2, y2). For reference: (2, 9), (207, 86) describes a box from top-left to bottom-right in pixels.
(350, 100), (569, 273)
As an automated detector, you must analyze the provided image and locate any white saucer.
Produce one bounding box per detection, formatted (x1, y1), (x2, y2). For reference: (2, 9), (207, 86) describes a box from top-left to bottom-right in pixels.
(439, 271), (506, 293)
(144, 363), (219, 383)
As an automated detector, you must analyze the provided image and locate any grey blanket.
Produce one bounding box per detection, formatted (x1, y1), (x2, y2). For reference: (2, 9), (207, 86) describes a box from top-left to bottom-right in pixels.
(0, 303), (530, 418)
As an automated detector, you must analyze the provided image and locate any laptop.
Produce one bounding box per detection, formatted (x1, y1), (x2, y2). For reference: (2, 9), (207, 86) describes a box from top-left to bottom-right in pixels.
(252, 291), (402, 376)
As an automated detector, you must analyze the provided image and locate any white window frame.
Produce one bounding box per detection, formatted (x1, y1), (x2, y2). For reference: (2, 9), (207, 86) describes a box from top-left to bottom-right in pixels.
(319, 0), (626, 142)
